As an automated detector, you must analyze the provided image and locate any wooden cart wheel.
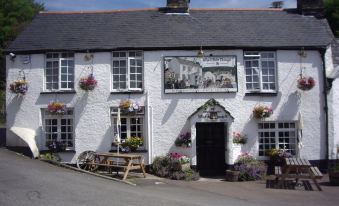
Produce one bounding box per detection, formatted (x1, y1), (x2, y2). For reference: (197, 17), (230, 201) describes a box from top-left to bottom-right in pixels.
(76, 150), (99, 171)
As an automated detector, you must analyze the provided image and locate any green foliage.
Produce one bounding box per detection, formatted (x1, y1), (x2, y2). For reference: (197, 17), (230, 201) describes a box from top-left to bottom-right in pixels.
(324, 0), (339, 37)
(0, 0), (44, 91)
(121, 136), (143, 151)
(40, 152), (61, 162)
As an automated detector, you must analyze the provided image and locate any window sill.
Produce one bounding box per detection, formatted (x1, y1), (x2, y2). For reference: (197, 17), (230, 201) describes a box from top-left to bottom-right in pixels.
(40, 90), (76, 94)
(110, 90), (144, 94)
(109, 149), (148, 153)
(245, 92), (277, 97)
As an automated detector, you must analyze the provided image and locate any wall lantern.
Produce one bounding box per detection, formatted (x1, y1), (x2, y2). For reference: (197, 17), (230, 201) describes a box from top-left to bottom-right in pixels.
(197, 46), (204, 58)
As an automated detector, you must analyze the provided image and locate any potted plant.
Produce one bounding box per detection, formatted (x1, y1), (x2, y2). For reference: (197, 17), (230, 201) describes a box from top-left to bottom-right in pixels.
(253, 105), (273, 119)
(174, 132), (192, 148)
(168, 152), (191, 171)
(297, 76), (315, 91)
(47, 102), (66, 115)
(45, 140), (67, 153)
(121, 136), (143, 152)
(79, 74), (97, 91)
(233, 153), (267, 181)
(329, 146), (339, 185)
(119, 99), (142, 115)
(232, 132), (247, 145)
(267, 148), (292, 167)
(9, 79), (28, 95)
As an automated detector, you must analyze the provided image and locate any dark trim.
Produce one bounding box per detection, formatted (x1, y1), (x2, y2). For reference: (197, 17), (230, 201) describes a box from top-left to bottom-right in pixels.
(6, 46), (329, 55)
(40, 90), (76, 94)
(110, 91), (144, 94)
(245, 92), (278, 97)
(320, 49), (329, 169)
(109, 149), (148, 153)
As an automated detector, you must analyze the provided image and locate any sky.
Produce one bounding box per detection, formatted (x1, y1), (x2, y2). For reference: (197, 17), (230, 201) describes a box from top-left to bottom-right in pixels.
(36, 0), (297, 11)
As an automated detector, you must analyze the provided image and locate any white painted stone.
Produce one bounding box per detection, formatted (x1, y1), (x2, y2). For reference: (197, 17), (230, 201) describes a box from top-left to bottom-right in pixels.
(6, 49), (327, 164)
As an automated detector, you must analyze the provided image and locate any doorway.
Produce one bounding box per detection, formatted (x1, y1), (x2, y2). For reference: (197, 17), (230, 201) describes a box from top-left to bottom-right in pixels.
(196, 122), (226, 176)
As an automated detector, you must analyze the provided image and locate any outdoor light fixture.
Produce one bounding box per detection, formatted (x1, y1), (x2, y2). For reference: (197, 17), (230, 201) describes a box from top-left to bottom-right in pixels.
(9, 53), (16, 61)
(197, 46), (204, 58)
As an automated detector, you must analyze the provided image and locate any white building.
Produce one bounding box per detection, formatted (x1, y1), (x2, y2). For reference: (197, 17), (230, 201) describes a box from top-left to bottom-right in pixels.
(5, 0), (337, 176)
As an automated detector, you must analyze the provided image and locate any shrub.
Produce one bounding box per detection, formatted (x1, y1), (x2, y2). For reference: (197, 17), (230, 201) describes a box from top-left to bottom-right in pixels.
(267, 148), (292, 166)
(121, 137), (143, 151)
(234, 153), (267, 181)
(235, 160), (267, 181)
(151, 155), (199, 181)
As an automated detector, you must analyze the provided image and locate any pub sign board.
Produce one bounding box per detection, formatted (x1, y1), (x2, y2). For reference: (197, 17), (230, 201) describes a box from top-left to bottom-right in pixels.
(164, 56), (237, 93)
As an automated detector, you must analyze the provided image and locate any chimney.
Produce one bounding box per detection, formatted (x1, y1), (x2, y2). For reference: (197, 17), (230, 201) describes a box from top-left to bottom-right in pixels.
(165, 0), (190, 14)
(297, 0), (325, 18)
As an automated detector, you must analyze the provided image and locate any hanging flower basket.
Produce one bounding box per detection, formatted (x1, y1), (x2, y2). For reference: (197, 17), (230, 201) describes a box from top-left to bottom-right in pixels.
(233, 132), (247, 144)
(79, 74), (97, 91)
(47, 102), (66, 115)
(253, 105), (273, 119)
(175, 132), (192, 148)
(297, 76), (315, 91)
(9, 79), (28, 95)
(119, 99), (142, 115)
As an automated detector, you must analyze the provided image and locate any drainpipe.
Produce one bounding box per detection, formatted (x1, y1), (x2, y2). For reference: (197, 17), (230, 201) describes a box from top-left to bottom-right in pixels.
(320, 48), (329, 170)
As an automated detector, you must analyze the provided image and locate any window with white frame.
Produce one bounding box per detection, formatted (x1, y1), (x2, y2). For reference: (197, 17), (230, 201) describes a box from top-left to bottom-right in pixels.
(43, 109), (74, 149)
(45, 52), (74, 90)
(244, 51), (277, 92)
(258, 122), (297, 157)
(111, 108), (145, 149)
(112, 51), (143, 91)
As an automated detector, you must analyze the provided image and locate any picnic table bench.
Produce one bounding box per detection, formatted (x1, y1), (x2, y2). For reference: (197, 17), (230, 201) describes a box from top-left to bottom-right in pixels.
(77, 151), (147, 181)
(275, 158), (323, 191)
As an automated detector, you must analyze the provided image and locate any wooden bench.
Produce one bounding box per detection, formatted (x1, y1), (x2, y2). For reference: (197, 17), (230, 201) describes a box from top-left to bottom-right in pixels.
(275, 166), (323, 179)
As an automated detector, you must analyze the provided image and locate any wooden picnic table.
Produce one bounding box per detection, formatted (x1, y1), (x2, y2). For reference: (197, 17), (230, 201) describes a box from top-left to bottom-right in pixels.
(275, 158), (323, 191)
(76, 151), (146, 181)
(95, 152), (147, 180)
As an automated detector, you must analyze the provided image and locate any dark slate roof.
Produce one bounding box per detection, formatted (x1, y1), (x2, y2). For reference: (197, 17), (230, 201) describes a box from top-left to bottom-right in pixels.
(7, 8), (334, 53)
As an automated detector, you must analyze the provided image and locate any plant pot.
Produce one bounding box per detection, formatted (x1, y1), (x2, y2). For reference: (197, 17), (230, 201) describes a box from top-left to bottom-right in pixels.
(329, 171), (339, 186)
(225, 170), (240, 182)
(181, 163), (191, 172)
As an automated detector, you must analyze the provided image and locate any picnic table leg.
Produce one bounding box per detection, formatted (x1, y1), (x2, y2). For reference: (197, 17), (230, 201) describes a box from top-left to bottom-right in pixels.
(308, 169), (322, 191)
(277, 167), (292, 188)
(122, 160), (133, 181)
(139, 158), (146, 178)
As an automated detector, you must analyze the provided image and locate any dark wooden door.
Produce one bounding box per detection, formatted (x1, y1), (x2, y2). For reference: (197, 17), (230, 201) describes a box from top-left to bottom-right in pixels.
(196, 122), (226, 176)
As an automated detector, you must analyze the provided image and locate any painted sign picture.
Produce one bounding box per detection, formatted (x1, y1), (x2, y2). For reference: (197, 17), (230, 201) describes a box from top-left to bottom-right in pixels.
(164, 56), (237, 93)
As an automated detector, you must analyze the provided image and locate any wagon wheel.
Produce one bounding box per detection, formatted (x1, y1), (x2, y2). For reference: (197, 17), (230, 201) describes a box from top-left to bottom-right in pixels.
(76, 150), (99, 172)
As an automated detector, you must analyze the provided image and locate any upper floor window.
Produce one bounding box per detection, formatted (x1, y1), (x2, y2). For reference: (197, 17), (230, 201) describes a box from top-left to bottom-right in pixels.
(45, 52), (74, 91)
(244, 52), (277, 93)
(112, 51), (143, 91)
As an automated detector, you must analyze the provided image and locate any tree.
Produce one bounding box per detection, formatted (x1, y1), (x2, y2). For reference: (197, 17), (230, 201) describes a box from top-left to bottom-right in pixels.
(0, 0), (44, 88)
(271, 1), (284, 8)
(0, 0), (44, 125)
(324, 0), (339, 37)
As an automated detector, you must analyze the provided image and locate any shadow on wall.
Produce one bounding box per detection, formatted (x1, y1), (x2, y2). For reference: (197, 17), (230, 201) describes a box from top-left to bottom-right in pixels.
(277, 91), (300, 120)
(240, 118), (259, 155)
(96, 126), (114, 152)
(6, 94), (24, 127)
(167, 120), (192, 157)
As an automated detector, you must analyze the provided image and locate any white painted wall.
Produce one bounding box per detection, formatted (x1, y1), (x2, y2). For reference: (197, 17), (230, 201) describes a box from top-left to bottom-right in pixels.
(6, 49), (326, 164)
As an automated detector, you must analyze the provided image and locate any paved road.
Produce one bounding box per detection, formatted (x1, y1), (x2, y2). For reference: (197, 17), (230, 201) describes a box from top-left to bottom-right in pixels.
(0, 148), (258, 206)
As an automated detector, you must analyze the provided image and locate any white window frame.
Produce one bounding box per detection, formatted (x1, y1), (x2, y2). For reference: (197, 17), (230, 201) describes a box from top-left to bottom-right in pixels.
(111, 51), (143, 92)
(244, 51), (277, 93)
(45, 52), (74, 91)
(111, 107), (145, 150)
(42, 109), (75, 150)
(258, 121), (297, 159)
